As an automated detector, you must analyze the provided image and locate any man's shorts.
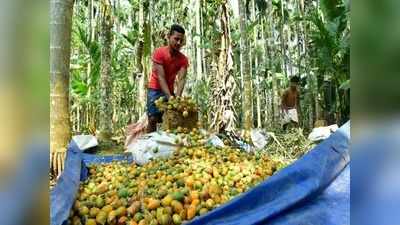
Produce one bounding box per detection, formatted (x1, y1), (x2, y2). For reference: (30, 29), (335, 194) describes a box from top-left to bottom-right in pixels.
(147, 88), (166, 119)
(281, 108), (299, 125)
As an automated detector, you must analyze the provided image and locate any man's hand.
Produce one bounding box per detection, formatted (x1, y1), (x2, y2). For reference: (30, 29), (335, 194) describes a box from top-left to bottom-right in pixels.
(166, 93), (175, 100)
(175, 67), (187, 96)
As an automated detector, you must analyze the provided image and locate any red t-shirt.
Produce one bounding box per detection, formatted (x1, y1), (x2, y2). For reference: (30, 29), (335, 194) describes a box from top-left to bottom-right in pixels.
(148, 46), (189, 93)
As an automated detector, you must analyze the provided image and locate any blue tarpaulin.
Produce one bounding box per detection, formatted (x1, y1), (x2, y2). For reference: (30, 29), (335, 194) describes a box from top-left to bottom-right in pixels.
(50, 122), (350, 225)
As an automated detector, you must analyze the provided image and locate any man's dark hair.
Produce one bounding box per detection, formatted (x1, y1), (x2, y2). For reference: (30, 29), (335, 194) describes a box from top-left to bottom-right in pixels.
(169, 24), (185, 35)
(290, 76), (300, 83)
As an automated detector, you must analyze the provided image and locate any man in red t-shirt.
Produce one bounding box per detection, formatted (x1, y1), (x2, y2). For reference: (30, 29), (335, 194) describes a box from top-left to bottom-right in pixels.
(146, 24), (189, 133)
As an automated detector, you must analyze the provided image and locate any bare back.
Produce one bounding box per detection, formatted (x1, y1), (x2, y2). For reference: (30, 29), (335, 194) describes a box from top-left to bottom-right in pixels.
(282, 88), (299, 109)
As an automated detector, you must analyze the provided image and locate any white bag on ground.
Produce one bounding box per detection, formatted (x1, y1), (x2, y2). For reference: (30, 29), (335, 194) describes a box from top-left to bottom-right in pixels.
(250, 130), (269, 150)
(207, 135), (225, 148)
(308, 124), (339, 142)
(72, 135), (98, 151)
(125, 131), (178, 165)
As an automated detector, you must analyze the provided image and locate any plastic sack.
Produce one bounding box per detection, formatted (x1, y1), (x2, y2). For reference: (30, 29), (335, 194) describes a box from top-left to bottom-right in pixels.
(207, 135), (225, 148)
(250, 129), (269, 150)
(125, 131), (178, 165)
(308, 124), (339, 142)
(71, 135), (98, 151)
(236, 140), (253, 152)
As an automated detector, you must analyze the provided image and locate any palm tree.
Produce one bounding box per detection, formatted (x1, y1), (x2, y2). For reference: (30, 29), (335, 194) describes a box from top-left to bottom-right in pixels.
(50, 0), (75, 176)
(239, 0), (253, 130)
(98, 0), (114, 142)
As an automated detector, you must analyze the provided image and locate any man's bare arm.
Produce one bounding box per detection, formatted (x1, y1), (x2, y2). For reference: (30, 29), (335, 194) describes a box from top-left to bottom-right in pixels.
(153, 62), (172, 97)
(175, 67), (187, 96)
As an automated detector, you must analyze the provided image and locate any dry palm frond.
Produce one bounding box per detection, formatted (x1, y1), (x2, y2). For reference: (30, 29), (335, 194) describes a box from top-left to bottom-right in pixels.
(266, 128), (315, 163)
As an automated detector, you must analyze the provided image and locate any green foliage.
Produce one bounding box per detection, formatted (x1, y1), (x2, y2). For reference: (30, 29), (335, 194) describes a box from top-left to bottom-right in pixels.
(190, 77), (211, 125)
(67, 0), (350, 137)
(271, 0), (290, 22)
(255, 0), (267, 14)
(121, 29), (139, 47)
(339, 79), (350, 90)
(307, 0), (349, 76)
(76, 22), (101, 85)
(320, 0), (346, 21)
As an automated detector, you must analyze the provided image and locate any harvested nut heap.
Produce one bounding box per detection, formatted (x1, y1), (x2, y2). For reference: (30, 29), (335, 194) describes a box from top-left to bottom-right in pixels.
(155, 96), (199, 132)
(68, 146), (278, 225)
(154, 96), (197, 116)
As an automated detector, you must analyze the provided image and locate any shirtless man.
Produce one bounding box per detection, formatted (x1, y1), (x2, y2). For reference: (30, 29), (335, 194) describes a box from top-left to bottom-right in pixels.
(281, 76), (301, 129)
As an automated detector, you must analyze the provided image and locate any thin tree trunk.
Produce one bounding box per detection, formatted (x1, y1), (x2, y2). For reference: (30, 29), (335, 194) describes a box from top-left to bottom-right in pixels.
(142, 0), (151, 101)
(137, 0), (145, 116)
(262, 16), (271, 127)
(261, 18), (269, 127)
(90, 0), (95, 41)
(296, 0), (302, 77)
(251, 0), (261, 128)
(98, 0), (114, 141)
(256, 77), (261, 128)
(85, 105), (89, 131)
(195, 0), (202, 80)
(116, 0), (121, 33)
(200, 0), (206, 78)
(77, 105), (80, 132)
(280, 1), (287, 75)
(263, 89), (269, 127)
(239, 0), (252, 130)
(50, 0), (74, 176)
(87, 0), (93, 87)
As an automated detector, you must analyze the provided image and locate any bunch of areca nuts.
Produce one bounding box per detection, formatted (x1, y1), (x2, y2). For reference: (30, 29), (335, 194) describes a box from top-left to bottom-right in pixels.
(155, 96), (197, 118)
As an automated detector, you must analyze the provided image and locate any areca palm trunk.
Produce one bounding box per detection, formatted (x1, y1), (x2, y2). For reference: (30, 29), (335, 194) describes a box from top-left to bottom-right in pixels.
(143, 0), (151, 85)
(136, 0), (145, 116)
(251, 0), (261, 128)
(195, 0), (202, 80)
(98, 0), (113, 142)
(239, 0), (253, 130)
(280, 1), (287, 75)
(200, 1), (206, 79)
(137, 0), (151, 117)
(50, 0), (74, 176)
(262, 16), (272, 127)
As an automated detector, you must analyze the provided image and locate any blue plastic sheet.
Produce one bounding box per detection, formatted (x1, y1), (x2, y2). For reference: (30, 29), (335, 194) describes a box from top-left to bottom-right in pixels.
(267, 165), (349, 225)
(50, 122), (350, 225)
(50, 142), (134, 225)
(80, 152), (133, 181)
(50, 141), (82, 225)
